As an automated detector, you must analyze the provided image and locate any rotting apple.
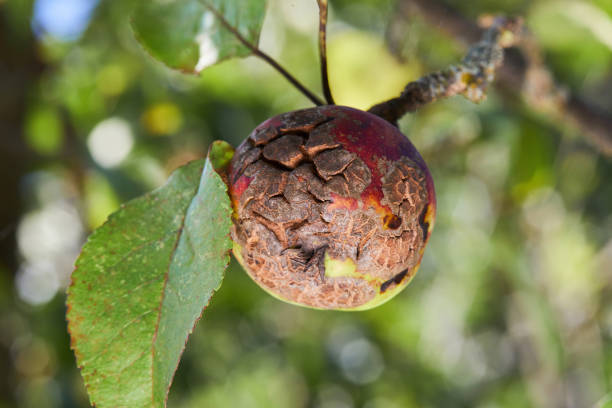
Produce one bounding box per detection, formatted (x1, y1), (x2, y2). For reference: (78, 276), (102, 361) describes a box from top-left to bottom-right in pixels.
(228, 105), (435, 310)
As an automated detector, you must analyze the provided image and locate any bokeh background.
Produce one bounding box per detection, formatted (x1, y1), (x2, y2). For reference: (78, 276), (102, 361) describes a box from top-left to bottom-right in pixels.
(1, 0), (612, 407)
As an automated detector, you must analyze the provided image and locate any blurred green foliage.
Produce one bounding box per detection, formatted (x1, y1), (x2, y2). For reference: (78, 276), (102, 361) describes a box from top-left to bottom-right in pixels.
(1, 0), (611, 407)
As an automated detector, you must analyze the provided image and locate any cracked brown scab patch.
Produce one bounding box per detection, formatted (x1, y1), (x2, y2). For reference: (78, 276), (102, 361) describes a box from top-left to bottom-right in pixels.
(229, 106), (433, 310)
(263, 134), (306, 169)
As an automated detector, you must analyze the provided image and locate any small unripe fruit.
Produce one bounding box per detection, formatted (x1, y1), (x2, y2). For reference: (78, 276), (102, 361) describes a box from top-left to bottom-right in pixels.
(229, 105), (435, 310)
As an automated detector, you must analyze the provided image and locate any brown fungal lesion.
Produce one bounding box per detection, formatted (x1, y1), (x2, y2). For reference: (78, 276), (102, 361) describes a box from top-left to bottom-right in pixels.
(250, 126), (281, 146)
(303, 121), (340, 156)
(230, 108), (431, 309)
(278, 108), (330, 133)
(304, 245), (328, 283)
(383, 214), (402, 229)
(380, 268), (409, 293)
(312, 148), (356, 180)
(382, 157), (427, 210)
(262, 134), (306, 169)
(418, 204), (430, 240)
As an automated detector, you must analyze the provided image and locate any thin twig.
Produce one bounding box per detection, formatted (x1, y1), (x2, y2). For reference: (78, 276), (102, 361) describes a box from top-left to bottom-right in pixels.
(396, 0), (612, 156)
(203, 3), (325, 106)
(369, 17), (523, 126)
(253, 49), (325, 106)
(317, 0), (335, 105)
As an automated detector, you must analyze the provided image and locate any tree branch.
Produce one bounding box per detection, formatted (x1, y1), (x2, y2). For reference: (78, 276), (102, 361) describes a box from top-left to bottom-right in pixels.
(204, 3), (325, 107)
(393, 0), (612, 156)
(317, 0), (335, 105)
(369, 16), (523, 126)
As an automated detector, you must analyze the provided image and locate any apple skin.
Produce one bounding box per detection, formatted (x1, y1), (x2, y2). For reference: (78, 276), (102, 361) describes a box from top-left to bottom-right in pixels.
(228, 105), (435, 310)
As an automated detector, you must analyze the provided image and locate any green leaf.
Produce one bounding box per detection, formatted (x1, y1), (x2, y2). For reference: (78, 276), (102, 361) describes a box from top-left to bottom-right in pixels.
(131, 0), (267, 74)
(67, 157), (232, 408)
(208, 139), (235, 174)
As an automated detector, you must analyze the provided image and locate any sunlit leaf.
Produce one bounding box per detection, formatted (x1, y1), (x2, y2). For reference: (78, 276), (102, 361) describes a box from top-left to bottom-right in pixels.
(131, 0), (267, 74)
(67, 155), (232, 408)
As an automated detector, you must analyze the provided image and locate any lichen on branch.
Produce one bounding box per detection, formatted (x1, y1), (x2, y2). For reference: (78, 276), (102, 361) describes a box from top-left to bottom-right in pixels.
(369, 16), (524, 125)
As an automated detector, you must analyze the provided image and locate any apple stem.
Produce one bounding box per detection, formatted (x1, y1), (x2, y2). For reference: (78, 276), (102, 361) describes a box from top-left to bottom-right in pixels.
(204, 4), (325, 107)
(368, 16), (523, 126)
(317, 0), (335, 105)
